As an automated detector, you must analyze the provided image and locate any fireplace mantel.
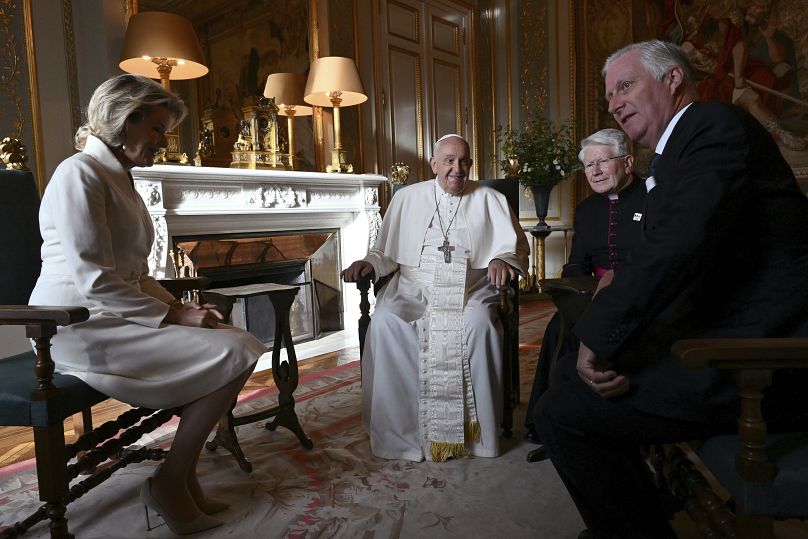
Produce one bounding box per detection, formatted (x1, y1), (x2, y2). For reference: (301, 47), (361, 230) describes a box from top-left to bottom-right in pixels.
(132, 165), (387, 280)
(131, 165), (386, 362)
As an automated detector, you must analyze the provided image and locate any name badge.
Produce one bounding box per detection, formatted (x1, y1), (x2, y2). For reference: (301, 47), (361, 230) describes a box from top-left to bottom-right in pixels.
(633, 213), (642, 221)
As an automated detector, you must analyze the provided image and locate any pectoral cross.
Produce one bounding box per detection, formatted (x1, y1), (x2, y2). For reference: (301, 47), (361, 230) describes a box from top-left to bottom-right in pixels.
(437, 239), (455, 263)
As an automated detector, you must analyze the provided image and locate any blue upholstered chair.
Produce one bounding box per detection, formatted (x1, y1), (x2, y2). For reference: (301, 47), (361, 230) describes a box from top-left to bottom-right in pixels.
(0, 165), (205, 538)
(664, 339), (808, 539)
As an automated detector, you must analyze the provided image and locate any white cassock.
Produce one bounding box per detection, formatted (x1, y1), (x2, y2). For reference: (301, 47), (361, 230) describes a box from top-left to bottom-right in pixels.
(361, 179), (529, 462)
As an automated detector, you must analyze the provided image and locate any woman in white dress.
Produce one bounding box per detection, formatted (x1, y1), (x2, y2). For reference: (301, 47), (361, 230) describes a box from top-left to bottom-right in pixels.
(29, 74), (266, 535)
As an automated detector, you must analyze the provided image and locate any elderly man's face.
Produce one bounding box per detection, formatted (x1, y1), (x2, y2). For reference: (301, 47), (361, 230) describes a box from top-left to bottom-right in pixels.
(604, 50), (678, 149)
(582, 145), (634, 195)
(430, 137), (472, 195)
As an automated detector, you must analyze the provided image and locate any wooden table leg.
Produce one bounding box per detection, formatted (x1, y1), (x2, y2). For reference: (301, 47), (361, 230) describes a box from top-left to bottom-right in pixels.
(264, 289), (313, 450)
(205, 286), (312, 472)
(205, 406), (253, 472)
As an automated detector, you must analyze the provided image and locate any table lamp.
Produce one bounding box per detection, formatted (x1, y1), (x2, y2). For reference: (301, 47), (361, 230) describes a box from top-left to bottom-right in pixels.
(119, 11), (208, 164)
(304, 56), (367, 173)
(264, 73), (313, 170)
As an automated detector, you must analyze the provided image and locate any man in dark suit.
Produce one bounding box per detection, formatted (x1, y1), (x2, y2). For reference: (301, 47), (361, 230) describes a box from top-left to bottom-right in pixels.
(534, 39), (808, 538)
(525, 128), (645, 448)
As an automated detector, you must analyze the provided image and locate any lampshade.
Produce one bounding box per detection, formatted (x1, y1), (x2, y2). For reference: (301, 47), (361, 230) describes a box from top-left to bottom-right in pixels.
(303, 57), (367, 107)
(264, 73), (313, 116)
(119, 11), (208, 80)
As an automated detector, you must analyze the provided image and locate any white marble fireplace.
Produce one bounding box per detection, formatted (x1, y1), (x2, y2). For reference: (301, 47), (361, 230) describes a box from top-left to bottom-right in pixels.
(132, 164), (387, 365)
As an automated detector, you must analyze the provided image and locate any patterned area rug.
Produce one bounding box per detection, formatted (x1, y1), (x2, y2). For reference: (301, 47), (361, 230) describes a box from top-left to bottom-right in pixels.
(518, 296), (557, 402)
(0, 357), (583, 538)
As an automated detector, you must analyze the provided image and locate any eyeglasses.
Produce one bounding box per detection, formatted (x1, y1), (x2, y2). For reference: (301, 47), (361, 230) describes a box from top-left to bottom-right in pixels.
(583, 155), (626, 173)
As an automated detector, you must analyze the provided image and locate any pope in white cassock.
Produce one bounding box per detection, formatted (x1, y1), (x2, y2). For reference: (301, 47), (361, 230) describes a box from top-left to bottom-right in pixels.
(342, 134), (529, 462)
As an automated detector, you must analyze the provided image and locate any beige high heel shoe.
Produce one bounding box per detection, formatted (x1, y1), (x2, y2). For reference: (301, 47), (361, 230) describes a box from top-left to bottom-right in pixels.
(140, 477), (223, 535)
(195, 496), (230, 515)
(154, 463), (230, 515)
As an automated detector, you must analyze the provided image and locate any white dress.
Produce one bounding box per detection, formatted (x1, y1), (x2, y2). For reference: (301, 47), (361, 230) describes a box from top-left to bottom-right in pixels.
(28, 135), (266, 409)
(361, 181), (529, 461)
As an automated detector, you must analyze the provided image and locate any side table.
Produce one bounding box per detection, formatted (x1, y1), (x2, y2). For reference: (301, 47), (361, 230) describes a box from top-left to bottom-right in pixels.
(203, 283), (313, 472)
(521, 224), (572, 293)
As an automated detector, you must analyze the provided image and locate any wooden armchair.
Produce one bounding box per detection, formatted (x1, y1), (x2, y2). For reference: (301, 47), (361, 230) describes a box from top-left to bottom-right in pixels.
(653, 338), (808, 539)
(0, 167), (206, 538)
(539, 276), (808, 537)
(356, 178), (521, 438)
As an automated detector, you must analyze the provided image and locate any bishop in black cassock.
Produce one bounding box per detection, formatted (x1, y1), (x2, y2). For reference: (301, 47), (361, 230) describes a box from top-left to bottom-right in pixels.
(525, 129), (647, 444)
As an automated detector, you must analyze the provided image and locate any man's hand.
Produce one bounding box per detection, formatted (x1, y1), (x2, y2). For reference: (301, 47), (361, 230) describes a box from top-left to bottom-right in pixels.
(488, 259), (516, 289)
(341, 260), (374, 282)
(164, 301), (224, 328)
(576, 341), (630, 397)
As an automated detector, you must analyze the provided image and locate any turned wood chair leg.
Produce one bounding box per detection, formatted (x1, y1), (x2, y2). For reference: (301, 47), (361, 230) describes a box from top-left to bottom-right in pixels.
(33, 425), (72, 539)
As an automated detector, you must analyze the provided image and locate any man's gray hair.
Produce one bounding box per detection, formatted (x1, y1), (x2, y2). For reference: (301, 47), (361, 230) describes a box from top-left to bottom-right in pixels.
(75, 74), (188, 150)
(578, 128), (630, 163)
(602, 39), (696, 87)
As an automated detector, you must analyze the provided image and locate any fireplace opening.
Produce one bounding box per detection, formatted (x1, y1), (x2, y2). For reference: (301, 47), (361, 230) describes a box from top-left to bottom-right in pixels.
(173, 230), (343, 347)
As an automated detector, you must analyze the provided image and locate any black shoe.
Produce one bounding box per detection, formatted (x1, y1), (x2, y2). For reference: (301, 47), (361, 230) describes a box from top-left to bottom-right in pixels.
(525, 427), (542, 445)
(526, 445), (549, 463)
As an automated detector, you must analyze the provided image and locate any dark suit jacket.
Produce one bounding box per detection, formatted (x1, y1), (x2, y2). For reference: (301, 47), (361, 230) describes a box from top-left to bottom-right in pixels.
(574, 101), (808, 422)
(563, 177), (646, 277)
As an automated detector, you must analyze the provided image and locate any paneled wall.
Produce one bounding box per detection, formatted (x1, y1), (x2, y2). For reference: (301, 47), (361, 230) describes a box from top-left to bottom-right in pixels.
(369, 0), (474, 183)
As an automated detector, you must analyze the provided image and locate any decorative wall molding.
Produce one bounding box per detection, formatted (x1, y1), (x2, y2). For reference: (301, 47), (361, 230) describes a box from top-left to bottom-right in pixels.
(150, 215), (168, 277)
(364, 186), (378, 206)
(256, 186), (306, 208)
(176, 187), (239, 203)
(135, 181), (162, 207)
(61, 0), (79, 135)
(368, 209), (382, 250)
(0, 0), (42, 187)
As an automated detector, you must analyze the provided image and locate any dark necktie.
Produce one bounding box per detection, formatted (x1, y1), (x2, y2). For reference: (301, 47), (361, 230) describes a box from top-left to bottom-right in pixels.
(647, 153), (662, 178)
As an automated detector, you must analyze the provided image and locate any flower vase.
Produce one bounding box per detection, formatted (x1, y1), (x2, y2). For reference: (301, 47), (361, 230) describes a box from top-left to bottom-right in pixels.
(530, 184), (553, 232)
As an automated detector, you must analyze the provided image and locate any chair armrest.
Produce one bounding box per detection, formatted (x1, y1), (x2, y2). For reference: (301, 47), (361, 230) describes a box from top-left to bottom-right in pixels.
(0, 305), (89, 326)
(672, 338), (808, 370)
(158, 276), (211, 299)
(497, 281), (517, 316)
(672, 337), (808, 484)
(355, 271), (376, 294)
(0, 305), (90, 392)
(540, 276), (599, 295)
(539, 276), (598, 327)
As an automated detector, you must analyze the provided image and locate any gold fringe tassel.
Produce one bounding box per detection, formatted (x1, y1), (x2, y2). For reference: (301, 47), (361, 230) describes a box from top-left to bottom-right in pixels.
(465, 421), (481, 443)
(430, 441), (469, 462)
(429, 422), (481, 462)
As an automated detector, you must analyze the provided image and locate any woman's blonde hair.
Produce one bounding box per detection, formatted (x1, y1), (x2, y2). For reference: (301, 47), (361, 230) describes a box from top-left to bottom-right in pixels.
(74, 74), (188, 150)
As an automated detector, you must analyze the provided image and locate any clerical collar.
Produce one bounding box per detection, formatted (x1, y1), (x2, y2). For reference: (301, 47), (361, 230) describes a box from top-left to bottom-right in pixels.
(605, 175), (639, 201)
(435, 179), (465, 197)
